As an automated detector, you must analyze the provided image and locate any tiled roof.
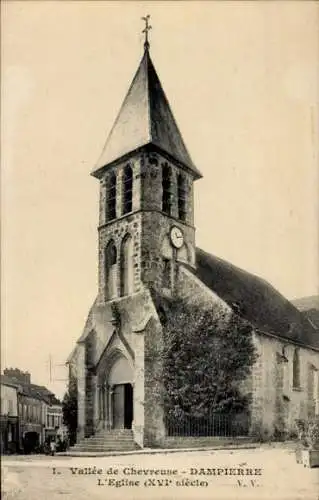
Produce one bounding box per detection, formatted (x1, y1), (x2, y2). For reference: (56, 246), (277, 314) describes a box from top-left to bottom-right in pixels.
(92, 47), (201, 179)
(31, 384), (61, 405)
(0, 375), (20, 389)
(1, 375), (61, 404)
(190, 248), (319, 350)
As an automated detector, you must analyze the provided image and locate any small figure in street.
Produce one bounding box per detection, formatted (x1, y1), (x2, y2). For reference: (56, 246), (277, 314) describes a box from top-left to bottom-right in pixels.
(50, 439), (56, 456)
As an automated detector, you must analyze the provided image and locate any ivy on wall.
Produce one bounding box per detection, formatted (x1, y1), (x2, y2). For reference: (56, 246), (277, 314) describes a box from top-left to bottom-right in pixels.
(153, 298), (257, 420)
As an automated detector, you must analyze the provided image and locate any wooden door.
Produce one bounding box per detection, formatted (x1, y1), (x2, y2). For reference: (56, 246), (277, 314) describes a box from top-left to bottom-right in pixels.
(112, 384), (125, 429)
(124, 384), (133, 429)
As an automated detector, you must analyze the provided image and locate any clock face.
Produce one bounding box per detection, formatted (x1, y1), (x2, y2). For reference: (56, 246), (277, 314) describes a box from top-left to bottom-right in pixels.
(170, 226), (184, 249)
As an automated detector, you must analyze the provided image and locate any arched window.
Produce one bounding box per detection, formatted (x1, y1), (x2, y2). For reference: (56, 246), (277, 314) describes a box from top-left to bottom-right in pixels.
(162, 164), (172, 215)
(122, 165), (133, 215)
(105, 240), (117, 300)
(178, 174), (187, 221)
(120, 234), (133, 296)
(106, 172), (116, 221)
(293, 348), (300, 389)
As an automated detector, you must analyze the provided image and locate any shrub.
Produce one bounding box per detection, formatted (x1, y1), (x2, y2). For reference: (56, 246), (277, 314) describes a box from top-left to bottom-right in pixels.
(159, 298), (257, 421)
(295, 417), (319, 449)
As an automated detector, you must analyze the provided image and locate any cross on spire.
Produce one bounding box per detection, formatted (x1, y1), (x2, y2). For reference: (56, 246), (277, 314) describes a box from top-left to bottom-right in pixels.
(141, 15), (152, 50)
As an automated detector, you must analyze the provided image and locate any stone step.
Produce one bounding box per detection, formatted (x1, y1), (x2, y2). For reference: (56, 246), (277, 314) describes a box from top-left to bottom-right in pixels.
(72, 445), (139, 450)
(88, 438), (133, 442)
(93, 428), (133, 433)
(71, 445), (139, 452)
(92, 431), (133, 436)
(71, 428), (138, 452)
(74, 442), (136, 449)
(87, 433), (133, 439)
(85, 430), (133, 436)
(84, 436), (133, 443)
(73, 443), (139, 449)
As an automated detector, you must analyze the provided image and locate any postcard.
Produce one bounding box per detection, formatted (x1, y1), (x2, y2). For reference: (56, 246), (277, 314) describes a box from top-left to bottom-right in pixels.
(1, 1), (318, 499)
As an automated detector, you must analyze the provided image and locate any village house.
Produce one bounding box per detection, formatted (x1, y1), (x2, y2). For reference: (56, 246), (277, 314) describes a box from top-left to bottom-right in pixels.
(44, 395), (64, 442)
(0, 375), (19, 453)
(67, 31), (319, 451)
(2, 368), (66, 452)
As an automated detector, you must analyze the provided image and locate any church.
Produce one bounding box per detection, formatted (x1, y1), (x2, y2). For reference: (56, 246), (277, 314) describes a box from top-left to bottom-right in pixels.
(67, 26), (319, 451)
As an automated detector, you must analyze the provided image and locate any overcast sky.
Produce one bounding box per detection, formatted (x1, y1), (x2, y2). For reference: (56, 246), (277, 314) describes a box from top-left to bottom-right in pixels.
(1, 1), (318, 398)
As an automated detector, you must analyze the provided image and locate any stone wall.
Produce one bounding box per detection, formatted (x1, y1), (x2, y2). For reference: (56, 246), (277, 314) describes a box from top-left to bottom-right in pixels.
(250, 333), (319, 438)
(131, 330), (145, 448)
(98, 213), (143, 303)
(96, 149), (197, 305)
(176, 265), (231, 312)
(116, 290), (166, 447)
(140, 151), (194, 227)
(143, 317), (166, 447)
(98, 154), (142, 227)
(141, 211), (195, 290)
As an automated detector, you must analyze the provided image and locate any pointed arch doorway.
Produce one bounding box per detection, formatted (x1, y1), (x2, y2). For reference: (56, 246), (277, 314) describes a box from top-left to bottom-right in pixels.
(99, 353), (134, 430)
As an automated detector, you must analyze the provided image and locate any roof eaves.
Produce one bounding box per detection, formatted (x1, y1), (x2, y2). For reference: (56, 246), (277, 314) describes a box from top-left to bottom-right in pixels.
(255, 327), (319, 353)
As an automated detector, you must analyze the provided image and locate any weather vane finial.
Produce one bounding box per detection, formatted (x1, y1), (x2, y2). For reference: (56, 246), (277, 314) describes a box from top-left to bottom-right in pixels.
(141, 15), (152, 50)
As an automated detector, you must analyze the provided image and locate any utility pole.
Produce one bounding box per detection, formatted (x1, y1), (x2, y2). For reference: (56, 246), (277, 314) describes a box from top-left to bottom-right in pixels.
(47, 354), (68, 383)
(49, 354), (52, 383)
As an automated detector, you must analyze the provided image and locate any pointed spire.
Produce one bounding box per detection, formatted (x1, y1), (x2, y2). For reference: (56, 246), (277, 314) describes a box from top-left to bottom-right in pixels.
(92, 23), (202, 179)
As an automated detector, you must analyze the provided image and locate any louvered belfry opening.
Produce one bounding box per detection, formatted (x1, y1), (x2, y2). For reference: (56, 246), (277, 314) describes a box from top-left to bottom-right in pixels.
(106, 172), (117, 221)
(162, 163), (172, 215)
(178, 173), (187, 221)
(122, 164), (133, 215)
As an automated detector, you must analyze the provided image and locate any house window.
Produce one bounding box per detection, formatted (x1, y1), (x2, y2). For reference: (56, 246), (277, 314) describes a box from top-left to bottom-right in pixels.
(178, 173), (187, 221)
(293, 348), (301, 389)
(308, 365), (319, 417)
(106, 172), (117, 221)
(105, 240), (117, 300)
(120, 234), (134, 296)
(122, 164), (133, 215)
(162, 164), (172, 215)
(8, 400), (13, 415)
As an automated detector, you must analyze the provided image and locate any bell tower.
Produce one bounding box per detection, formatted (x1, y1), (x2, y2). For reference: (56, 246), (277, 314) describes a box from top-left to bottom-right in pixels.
(91, 19), (202, 304)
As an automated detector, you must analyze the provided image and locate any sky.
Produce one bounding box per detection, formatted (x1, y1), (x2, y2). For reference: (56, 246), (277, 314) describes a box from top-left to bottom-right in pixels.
(1, 1), (318, 398)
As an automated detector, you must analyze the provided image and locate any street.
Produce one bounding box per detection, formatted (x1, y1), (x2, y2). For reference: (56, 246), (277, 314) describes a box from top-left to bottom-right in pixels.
(2, 446), (318, 500)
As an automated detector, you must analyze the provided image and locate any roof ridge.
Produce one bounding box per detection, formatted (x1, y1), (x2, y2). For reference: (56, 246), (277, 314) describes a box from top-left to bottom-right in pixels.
(145, 49), (152, 145)
(192, 247), (319, 350)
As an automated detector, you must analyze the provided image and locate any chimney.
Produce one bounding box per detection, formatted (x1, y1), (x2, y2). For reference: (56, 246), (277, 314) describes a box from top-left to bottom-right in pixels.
(3, 368), (31, 384)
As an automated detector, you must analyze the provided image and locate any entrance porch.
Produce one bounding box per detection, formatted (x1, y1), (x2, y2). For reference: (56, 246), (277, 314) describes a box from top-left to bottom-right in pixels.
(96, 351), (134, 431)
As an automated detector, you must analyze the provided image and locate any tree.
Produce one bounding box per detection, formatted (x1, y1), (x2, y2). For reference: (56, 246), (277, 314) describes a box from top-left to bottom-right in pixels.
(160, 298), (257, 421)
(62, 373), (78, 446)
